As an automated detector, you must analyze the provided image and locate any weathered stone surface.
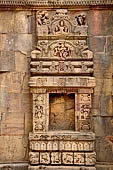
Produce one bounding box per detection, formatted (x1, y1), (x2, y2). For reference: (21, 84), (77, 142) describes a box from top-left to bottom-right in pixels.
(15, 51), (29, 73)
(93, 78), (112, 116)
(94, 54), (112, 79)
(96, 164), (113, 170)
(0, 136), (28, 162)
(15, 34), (32, 51)
(0, 51), (15, 72)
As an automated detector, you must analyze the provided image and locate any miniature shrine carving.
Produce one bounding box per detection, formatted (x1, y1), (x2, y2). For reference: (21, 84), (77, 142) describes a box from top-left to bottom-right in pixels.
(29, 9), (96, 170)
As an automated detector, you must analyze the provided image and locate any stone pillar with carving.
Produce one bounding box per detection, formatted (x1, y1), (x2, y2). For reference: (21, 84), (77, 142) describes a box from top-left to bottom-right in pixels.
(29, 9), (96, 170)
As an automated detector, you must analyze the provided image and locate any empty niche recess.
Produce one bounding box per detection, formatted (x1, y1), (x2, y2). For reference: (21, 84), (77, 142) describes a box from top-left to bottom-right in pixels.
(49, 93), (75, 131)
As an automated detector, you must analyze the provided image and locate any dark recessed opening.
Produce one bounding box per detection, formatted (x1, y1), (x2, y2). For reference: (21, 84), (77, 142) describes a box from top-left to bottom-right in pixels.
(49, 93), (75, 131)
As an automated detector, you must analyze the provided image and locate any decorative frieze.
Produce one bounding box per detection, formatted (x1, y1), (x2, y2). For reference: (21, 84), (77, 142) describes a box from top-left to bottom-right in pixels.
(30, 140), (95, 151)
(30, 61), (93, 75)
(31, 40), (93, 60)
(29, 151), (96, 165)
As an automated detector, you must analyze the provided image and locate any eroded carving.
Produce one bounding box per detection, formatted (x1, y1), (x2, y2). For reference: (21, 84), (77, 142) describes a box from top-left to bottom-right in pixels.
(74, 153), (84, 165)
(29, 152), (39, 165)
(62, 152), (73, 164)
(51, 152), (61, 164)
(40, 152), (50, 164)
(85, 152), (96, 165)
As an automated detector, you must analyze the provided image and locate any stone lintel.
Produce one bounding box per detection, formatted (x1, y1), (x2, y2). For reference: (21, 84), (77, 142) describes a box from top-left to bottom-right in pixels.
(29, 76), (96, 88)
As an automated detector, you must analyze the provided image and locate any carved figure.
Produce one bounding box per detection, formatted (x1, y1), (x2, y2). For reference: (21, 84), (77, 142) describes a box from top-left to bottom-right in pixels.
(75, 14), (86, 26)
(54, 20), (69, 35)
(36, 11), (49, 25)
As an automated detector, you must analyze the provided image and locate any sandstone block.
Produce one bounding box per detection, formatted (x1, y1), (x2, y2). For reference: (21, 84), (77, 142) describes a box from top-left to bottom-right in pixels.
(15, 34), (32, 51)
(94, 53), (112, 79)
(89, 36), (106, 53)
(0, 11), (14, 33)
(0, 51), (15, 72)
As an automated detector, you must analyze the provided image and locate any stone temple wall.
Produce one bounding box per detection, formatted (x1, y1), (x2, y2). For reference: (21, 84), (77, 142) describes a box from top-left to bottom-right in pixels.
(0, 1), (112, 170)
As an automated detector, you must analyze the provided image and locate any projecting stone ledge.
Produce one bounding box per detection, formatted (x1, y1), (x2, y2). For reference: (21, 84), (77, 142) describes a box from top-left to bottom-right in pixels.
(29, 166), (96, 170)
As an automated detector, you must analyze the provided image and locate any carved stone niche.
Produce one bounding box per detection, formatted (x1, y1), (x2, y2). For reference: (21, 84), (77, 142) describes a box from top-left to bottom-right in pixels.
(29, 83), (96, 169)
